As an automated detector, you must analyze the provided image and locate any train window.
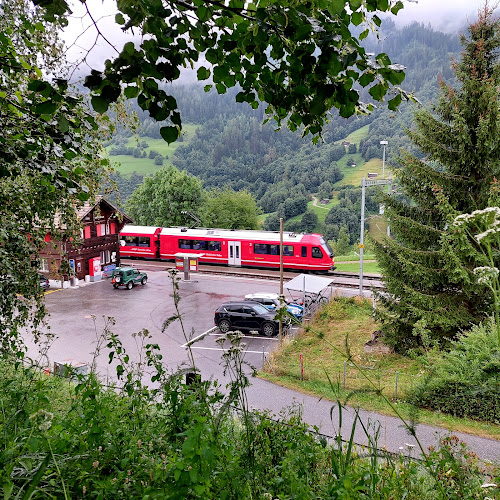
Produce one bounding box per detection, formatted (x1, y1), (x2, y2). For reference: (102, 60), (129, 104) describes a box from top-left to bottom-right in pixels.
(124, 236), (138, 246)
(179, 239), (191, 249)
(301, 246), (307, 258)
(207, 240), (221, 251)
(137, 237), (150, 247)
(254, 243), (267, 254)
(283, 245), (294, 256)
(312, 246), (323, 259)
(269, 245), (279, 255)
(192, 240), (203, 250)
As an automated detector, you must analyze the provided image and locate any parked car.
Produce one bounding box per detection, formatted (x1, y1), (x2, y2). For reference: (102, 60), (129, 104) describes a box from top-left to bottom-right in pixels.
(244, 292), (304, 320)
(111, 267), (148, 290)
(214, 301), (281, 337)
(39, 273), (50, 291)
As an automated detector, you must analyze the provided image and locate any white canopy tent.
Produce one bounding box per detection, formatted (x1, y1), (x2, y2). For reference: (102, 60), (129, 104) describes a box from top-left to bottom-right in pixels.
(286, 274), (334, 295)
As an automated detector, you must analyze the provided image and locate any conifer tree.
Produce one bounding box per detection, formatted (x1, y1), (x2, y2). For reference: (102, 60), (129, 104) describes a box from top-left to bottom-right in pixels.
(373, 6), (500, 352)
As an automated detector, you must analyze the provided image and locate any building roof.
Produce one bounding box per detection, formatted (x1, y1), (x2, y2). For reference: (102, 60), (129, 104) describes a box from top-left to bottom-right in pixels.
(53, 196), (133, 229)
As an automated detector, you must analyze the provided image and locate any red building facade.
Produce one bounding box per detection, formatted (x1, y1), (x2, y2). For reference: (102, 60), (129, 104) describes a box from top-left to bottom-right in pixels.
(39, 197), (133, 281)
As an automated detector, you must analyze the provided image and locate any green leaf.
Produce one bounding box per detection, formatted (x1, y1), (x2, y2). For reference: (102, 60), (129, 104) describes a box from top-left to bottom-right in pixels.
(349, 0), (362, 10)
(34, 100), (57, 115)
(123, 42), (135, 55)
(197, 66), (211, 80)
(196, 5), (209, 22)
(160, 126), (179, 144)
(115, 13), (125, 25)
(351, 12), (363, 26)
(91, 95), (110, 113)
(391, 1), (404, 15)
(124, 86), (139, 98)
(369, 83), (385, 101)
(327, 0), (345, 15)
(388, 94), (402, 111)
(58, 116), (70, 133)
(359, 72), (375, 87)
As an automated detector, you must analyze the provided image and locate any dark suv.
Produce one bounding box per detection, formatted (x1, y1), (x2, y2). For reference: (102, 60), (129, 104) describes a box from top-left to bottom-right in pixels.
(111, 267), (148, 290)
(214, 301), (280, 337)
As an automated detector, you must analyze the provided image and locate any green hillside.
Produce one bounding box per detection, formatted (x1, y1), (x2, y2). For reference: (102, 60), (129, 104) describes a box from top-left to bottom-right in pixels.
(107, 124), (198, 177)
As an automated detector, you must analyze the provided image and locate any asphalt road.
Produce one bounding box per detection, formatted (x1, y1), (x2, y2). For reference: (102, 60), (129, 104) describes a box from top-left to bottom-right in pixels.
(25, 270), (500, 463)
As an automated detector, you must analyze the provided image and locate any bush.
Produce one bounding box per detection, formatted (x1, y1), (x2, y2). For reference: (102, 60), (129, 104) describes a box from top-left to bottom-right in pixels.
(409, 319), (500, 423)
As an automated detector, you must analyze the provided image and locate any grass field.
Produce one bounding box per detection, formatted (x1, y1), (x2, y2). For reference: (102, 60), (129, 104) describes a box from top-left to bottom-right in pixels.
(260, 296), (500, 439)
(344, 124), (369, 144)
(107, 124), (198, 176)
(335, 261), (380, 273)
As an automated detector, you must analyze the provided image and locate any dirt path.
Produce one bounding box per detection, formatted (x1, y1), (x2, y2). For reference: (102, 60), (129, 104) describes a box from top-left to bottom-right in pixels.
(311, 195), (330, 210)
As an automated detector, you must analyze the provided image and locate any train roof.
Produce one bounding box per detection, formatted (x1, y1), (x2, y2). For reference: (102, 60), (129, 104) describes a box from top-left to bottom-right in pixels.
(121, 225), (161, 235)
(159, 226), (322, 243)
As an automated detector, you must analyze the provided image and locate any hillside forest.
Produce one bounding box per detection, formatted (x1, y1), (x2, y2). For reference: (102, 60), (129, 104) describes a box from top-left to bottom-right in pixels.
(106, 19), (461, 248)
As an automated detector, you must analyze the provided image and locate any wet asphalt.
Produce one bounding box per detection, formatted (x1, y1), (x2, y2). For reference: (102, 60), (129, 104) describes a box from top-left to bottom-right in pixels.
(25, 270), (500, 463)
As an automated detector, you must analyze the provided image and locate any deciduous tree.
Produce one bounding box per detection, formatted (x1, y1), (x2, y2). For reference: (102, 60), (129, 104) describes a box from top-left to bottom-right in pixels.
(39, 0), (409, 141)
(0, 0), (107, 350)
(202, 188), (261, 230)
(126, 166), (204, 226)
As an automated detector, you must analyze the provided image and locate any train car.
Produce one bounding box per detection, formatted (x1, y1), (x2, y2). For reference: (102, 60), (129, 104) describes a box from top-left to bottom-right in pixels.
(157, 227), (335, 272)
(119, 225), (161, 259)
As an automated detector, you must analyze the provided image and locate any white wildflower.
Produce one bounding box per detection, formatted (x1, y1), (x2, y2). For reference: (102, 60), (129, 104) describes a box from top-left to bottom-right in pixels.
(475, 227), (500, 243)
(453, 207), (500, 227)
(29, 409), (54, 432)
(473, 266), (499, 285)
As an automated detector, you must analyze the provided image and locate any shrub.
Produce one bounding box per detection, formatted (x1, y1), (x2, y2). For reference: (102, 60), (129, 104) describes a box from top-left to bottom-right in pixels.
(409, 319), (500, 423)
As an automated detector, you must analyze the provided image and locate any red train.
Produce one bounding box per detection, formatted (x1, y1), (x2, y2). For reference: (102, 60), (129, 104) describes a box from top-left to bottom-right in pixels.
(119, 225), (335, 272)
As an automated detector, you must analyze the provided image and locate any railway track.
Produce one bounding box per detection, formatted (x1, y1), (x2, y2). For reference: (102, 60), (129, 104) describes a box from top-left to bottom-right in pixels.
(120, 259), (384, 290)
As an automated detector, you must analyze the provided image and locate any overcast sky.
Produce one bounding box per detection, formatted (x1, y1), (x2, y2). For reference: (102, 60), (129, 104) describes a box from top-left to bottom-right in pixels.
(392, 0), (488, 32)
(63, 0), (489, 75)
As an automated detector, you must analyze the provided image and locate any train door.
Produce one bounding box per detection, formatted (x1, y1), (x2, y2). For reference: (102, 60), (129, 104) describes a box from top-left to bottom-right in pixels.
(228, 241), (241, 266)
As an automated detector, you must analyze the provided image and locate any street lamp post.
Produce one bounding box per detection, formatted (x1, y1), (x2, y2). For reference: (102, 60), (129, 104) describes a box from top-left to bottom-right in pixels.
(380, 140), (388, 179)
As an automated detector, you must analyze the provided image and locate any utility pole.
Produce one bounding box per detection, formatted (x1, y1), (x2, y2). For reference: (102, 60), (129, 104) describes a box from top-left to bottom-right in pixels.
(359, 176), (393, 296)
(380, 140), (388, 179)
(279, 217), (284, 345)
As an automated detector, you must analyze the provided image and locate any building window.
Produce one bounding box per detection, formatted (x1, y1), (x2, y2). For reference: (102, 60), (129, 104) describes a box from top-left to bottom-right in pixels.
(40, 258), (49, 272)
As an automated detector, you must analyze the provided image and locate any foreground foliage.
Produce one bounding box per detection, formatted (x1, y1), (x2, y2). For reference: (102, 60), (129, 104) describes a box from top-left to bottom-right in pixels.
(0, 333), (497, 499)
(0, 0), (108, 350)
(409, 319), (500, 423)
(62, 0), (410, 141)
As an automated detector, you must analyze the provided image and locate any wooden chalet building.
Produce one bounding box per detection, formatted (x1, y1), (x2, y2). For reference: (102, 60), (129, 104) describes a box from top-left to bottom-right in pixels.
(39, 197), (132, 281)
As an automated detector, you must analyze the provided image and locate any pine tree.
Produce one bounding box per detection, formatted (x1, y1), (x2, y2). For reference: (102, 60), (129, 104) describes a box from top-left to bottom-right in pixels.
(374, 6), (500, 352)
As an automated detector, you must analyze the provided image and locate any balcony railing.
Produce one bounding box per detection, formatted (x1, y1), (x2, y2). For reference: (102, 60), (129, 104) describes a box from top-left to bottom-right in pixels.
(68, 234), (119, 251)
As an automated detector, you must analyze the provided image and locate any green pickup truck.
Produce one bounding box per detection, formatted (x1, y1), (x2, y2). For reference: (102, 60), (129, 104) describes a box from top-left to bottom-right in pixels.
(111, 267), (148, 290)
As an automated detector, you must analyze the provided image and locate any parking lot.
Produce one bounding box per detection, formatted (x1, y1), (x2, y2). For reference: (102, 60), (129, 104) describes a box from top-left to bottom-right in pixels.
(27, 270), (294, 384)
(27, 269), (500, 461)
